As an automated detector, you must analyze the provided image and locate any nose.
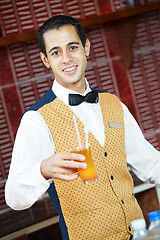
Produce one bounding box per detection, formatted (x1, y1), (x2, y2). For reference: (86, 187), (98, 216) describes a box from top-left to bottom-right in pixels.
(62, 50), (73, 64)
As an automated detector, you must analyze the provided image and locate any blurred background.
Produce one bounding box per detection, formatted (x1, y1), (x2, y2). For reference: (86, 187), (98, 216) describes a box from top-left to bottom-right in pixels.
(0, 0), (160, 239)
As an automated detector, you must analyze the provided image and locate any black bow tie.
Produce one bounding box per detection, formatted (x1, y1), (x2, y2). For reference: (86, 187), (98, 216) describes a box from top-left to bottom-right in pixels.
(69, 90), (98, 106)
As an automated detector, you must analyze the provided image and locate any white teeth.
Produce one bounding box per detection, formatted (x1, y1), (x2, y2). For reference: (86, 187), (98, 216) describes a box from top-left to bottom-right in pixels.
(64, 66), (76, 72)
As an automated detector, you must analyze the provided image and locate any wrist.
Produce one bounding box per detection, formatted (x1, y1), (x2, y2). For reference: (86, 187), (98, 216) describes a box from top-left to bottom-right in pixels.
(40, 159), (48, 180)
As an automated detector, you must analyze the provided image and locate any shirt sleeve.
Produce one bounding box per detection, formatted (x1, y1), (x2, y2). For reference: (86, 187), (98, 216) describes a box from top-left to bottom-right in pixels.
(121, 103), (160, 187)
(5, 110), (55, 210)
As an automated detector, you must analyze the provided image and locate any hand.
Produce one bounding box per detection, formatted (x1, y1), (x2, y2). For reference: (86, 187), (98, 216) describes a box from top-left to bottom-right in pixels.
(40, 152), (87, 181)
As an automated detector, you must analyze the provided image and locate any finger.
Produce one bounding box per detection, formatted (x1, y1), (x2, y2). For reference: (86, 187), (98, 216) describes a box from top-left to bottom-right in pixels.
(60, 160), (87, 169)
(57, 152), (85, 161)
(52, 167), (78, 175)
(54, 173), (79, 181)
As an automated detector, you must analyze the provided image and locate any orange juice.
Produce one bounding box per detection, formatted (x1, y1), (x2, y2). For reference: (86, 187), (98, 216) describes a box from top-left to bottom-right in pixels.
(71, 145), (98, 183)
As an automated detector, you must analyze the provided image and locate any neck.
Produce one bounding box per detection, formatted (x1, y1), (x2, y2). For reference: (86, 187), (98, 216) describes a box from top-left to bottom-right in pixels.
(71, 80), (86, 94)
(61, 79), (86, 94)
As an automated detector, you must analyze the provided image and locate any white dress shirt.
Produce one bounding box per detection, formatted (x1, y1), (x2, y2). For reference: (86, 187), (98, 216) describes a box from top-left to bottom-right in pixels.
(5, 79), (160, 210)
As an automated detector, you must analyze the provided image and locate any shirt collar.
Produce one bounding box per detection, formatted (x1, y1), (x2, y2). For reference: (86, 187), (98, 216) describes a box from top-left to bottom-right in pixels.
(52, 79), (92, 106)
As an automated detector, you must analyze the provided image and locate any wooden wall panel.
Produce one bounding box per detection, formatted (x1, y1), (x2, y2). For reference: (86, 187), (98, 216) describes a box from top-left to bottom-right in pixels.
(0, 0), (160, 237)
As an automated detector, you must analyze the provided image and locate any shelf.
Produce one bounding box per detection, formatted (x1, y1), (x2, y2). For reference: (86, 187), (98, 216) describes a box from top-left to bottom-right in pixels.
(81, 1), (160, 27)
(134, 183), (155, 194)
(0, 1), (160, 47)
(1, 215), (59, 240)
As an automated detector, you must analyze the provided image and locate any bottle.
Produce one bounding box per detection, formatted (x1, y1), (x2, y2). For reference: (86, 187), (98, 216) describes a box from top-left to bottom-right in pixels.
(131, 219), (148, 239)
(148, 211), (160, 239)
(148, 211), (160, 230)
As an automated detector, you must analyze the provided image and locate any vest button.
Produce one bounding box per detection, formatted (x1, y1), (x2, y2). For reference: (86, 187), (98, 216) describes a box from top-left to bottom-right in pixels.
(121, 200), (124, 204)
(111, 175), (114, 180)
(104, 152), (107, 157)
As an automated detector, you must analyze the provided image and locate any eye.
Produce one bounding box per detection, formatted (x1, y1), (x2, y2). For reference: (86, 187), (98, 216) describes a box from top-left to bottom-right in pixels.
(52, 51), (60, 56)
(70, 46), (78, 51)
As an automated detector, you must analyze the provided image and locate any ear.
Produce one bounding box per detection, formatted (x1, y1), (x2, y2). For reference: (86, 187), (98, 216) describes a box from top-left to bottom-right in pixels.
(84, 39), (90, 57)
(40, 52), (51, 69)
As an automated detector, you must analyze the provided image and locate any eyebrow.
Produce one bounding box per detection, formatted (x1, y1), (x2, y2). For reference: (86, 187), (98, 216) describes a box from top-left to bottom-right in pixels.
(48, 41), (80, 54)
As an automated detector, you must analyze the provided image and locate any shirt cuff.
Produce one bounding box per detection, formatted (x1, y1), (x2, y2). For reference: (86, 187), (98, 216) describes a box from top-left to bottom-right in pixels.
(29, 162), (50, 200)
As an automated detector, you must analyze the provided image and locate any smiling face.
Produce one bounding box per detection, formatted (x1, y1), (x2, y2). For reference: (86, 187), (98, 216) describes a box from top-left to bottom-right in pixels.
(40, 25), (90, 93)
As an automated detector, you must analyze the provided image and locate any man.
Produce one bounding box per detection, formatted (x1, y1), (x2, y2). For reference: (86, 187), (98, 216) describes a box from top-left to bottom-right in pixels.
(5, 15), (160, 240)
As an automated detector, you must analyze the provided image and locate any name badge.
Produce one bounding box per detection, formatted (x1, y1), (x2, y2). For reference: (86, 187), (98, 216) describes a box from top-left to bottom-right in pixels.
(108, 122), (123, 128)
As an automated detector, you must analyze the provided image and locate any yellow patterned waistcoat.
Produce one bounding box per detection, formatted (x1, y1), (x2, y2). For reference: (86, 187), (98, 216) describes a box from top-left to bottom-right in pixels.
(37, 91), (143, 240)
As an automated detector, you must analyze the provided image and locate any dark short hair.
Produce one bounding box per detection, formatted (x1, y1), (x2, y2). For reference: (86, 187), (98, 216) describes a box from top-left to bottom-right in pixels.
(38, 15), (86, 57)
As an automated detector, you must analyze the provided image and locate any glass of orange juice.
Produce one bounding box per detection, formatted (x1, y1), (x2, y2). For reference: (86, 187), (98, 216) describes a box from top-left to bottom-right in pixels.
(70, 144), (98, 184)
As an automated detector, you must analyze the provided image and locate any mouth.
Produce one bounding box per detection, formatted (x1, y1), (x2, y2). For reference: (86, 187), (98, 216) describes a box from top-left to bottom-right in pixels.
(63, 65), (78, 74)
